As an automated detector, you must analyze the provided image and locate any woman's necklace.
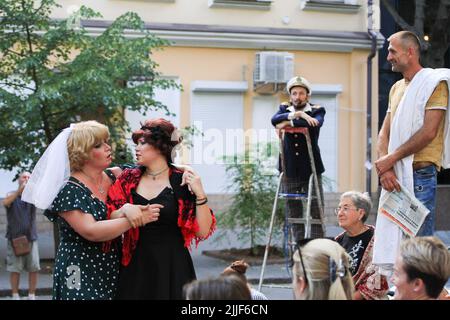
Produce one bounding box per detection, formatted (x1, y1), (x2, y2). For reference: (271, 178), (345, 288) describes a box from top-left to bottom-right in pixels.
(145, 167), (169, 180)
(81, 171), (105, 194)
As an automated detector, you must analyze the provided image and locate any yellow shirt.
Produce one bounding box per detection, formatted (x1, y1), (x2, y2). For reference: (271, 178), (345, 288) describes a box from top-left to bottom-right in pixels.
(388, 80), (448, 168)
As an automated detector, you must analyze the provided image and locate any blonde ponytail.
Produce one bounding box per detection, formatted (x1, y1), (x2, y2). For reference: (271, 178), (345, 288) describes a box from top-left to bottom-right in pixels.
(293, 239), (354, 300)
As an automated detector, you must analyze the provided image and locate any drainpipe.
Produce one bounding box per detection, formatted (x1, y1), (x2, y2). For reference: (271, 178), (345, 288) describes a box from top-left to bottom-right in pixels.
(366, 0), (378, 193)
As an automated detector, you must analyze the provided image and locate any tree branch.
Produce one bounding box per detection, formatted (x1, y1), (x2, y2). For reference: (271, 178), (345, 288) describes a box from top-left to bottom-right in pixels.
(33, 0), (46, 16)
(433, 0), (450, 33)
(414, 0), (426, 38)
(428, 0), (450, 66)
(0, 81), (35, 92)
(47, 106), (79, 118)
(4, 48), (25, 57)
(22, 0), (51, 142)
(381, 0), (416, 32)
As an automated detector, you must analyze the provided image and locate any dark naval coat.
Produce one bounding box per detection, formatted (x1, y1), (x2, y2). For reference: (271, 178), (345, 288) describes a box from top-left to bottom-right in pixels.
(271, 102), (326, 182)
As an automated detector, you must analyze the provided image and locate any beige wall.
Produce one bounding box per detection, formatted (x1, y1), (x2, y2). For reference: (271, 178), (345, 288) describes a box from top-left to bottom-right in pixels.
(153, 46), (378, 192)
(47, 0), (381, 193)
(52, 0), (379, 32)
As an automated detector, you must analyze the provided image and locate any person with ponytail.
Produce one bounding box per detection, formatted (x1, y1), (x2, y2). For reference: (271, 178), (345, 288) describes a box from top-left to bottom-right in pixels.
(221, 260), (268, 300)
(291, 238), (354, 300)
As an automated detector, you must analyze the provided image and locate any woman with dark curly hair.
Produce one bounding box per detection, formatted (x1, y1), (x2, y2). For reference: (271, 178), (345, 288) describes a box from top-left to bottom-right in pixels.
(105, 118), (216, 300)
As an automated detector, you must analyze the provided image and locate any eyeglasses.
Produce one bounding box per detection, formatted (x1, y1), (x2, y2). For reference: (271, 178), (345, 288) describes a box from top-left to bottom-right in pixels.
(290, 238), (326, 285)
(334, 206), (358, 215)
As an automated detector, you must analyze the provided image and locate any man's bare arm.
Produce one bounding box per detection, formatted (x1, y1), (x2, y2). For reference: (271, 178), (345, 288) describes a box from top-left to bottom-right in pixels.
(2, 191), (19, 208)
(375, 109), (445, 175)
(377, 114), (391, 159)
(391, 109), (444, 161)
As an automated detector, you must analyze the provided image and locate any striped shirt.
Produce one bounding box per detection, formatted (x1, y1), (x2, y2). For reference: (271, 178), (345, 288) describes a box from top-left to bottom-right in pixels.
(5, 194), (37, 241)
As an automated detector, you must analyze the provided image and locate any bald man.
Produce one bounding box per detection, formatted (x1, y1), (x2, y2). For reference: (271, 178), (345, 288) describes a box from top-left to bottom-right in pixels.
(375, 31), (449, 236)
(2, 172), (40, 300)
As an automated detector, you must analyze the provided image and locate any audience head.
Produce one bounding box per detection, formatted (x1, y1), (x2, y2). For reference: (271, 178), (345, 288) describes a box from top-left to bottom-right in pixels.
(392, 236), (450, 300)
(18, 171), (31, 186)
(292, 238), (354, 300)
(183, 275), (251, 300)
(67, 120), (110, 172)
(387, 31), (422, 72)
(336, 191), (372, 230)
(221, 260), (249, 283)
(131, 118), (182, 164)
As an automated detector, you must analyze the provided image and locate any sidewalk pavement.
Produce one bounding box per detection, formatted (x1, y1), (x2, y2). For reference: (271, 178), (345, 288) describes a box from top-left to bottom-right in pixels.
(1, 226), (450, 300)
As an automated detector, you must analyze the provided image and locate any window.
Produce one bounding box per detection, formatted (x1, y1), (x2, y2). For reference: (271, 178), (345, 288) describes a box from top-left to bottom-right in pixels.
(301, 0), (361, 14)
(208, 0), (272, 10)
(191, 91), (245, 193)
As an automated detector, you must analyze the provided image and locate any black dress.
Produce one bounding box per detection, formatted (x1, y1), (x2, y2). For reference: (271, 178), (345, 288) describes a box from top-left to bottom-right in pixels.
(116, 187), (196, 300)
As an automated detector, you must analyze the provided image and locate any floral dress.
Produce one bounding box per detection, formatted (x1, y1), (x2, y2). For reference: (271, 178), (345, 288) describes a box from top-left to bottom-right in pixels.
(44, 173), (121, 300)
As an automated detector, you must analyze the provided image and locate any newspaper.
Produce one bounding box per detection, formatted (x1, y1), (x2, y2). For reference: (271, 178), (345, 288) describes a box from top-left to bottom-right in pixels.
(378, 183), (429, 236)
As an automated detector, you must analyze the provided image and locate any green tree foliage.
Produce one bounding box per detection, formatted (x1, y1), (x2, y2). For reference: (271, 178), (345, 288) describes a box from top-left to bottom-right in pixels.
(0, 0), (178, 175)
(218, 142), (284, 255)
(381, 0), (450, 68)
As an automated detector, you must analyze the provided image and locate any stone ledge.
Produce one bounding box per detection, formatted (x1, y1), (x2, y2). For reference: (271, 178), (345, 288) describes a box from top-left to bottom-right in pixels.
(203, 246), (284, 266)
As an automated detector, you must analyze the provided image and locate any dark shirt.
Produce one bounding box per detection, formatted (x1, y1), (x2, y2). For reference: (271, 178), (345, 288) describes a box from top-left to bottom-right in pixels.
(271, 102), (325, 181)
(5, 194), (37, 241)
(336, 228), (374, 275)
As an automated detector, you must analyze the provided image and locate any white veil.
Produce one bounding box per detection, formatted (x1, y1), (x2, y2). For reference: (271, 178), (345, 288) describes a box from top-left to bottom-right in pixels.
(22, 125), (73, 209)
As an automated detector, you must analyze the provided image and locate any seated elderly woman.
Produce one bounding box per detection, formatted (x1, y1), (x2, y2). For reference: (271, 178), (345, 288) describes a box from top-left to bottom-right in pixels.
(334, 191), (389, 300)
(392, 236), (450, 300)
(292, 238), (354, 300)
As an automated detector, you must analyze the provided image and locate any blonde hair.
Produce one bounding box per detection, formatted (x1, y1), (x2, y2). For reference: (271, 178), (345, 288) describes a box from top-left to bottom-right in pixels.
(400, 236), (450, 298)
(67, 121), (109, 172)
(292, 238), (354, 300)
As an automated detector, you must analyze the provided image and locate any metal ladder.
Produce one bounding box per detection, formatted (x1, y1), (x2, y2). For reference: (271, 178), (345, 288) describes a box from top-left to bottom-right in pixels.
(258, 127), (325, 291)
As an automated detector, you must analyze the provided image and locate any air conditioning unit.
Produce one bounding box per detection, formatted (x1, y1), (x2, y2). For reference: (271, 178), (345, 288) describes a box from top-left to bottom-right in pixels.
(254, 52), (294, 83)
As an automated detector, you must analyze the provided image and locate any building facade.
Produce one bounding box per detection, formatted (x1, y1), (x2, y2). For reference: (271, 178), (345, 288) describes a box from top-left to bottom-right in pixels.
(0, 0), (384, 202)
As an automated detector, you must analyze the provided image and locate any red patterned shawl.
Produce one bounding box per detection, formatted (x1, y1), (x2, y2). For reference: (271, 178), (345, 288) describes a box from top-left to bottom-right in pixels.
(103, 166), (216, 266)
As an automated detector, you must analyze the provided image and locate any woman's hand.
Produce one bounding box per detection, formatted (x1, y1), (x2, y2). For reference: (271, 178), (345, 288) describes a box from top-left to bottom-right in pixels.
(172, 164), (194, 193)
(172, 163), (194, 172)
(108, 166), (123, 178)
(120, 204), (144, 228)
(141, 204), (163, 225)
(181, 169), (206, 198)
(121, 203), (162, 228)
